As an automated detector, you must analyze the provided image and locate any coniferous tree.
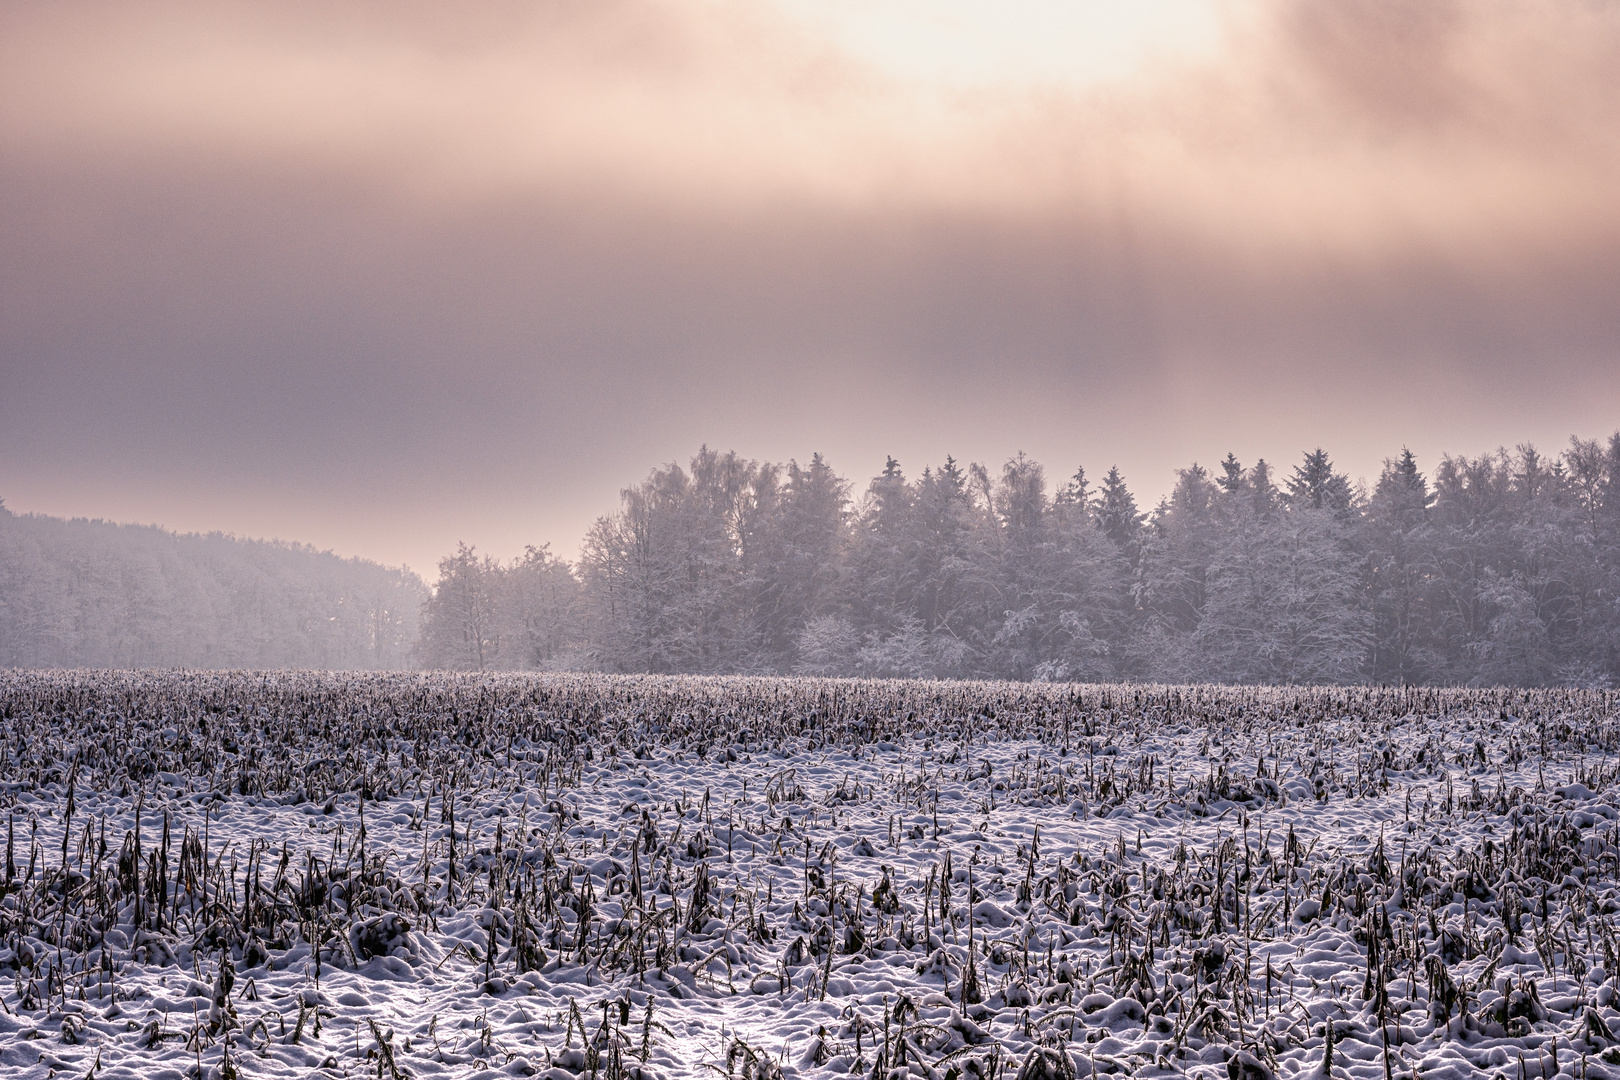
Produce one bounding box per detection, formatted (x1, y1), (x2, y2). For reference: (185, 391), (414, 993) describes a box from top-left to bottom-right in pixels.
(986, 453), (1055, 678)
(754, 453), (849, 669)
(1193, 460), (1276, 682)
(1094, 466), (1145, 556)
(1136, 465), (1221, 667)
(1284, 449), (1355, 512)
(1035, 466), (1130, 682)
(841, 456), (920, 665)
(906, 457), (998, 675)
(1366, 449), (1437, 684)
(1216, 453), (1245, 496)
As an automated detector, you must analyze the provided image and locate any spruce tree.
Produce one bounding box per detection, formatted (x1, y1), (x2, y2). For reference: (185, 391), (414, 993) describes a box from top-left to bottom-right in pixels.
(1093, 466), (1144, 554)
(1284, 449), (1353, 511)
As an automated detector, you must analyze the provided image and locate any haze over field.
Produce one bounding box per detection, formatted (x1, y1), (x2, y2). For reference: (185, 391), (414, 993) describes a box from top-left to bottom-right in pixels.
(8, 10), (1620, 1077)
(4, 0), (1619, 579)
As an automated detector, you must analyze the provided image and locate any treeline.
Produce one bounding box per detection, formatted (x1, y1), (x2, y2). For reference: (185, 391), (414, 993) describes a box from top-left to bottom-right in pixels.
(0, 503), (425, 669)
(421, 437), (1620, 686)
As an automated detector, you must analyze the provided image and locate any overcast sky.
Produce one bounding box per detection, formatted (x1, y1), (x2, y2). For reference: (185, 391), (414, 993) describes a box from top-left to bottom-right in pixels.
(3, 0), (1618, 578)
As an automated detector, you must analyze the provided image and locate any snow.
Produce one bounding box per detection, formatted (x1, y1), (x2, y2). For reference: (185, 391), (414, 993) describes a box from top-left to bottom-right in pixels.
(0, 672), (1617, 1080)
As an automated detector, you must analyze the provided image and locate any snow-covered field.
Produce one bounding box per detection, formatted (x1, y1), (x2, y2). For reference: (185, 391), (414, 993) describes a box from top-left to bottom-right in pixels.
(0, 673), (1617, 1080)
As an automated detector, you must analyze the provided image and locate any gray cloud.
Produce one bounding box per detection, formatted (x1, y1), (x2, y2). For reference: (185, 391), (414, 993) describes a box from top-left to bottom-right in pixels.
(3, 0), (1619, 574)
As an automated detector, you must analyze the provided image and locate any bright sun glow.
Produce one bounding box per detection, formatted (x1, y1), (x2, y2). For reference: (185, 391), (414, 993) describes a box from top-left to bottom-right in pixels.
(767, 0), (1226, 88)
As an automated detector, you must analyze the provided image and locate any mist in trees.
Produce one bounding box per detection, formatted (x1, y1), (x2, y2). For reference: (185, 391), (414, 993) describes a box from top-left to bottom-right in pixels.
(427, 435), (1620, 686)
(0, 502), (423, 669)
(8, 431), (1619, 686)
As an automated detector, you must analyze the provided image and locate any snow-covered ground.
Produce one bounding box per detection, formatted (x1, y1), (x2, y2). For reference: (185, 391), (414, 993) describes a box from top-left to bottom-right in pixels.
(0, 672), (1617, 1080)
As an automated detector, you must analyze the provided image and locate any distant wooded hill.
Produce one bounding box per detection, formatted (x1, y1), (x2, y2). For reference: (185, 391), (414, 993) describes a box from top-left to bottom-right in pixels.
(0, 503), (424, 669)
